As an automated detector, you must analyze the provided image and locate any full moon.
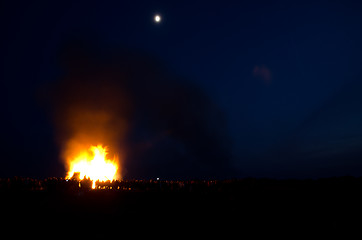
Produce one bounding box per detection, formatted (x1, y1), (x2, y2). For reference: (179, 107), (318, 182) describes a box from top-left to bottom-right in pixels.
(154, 14), (161, 23)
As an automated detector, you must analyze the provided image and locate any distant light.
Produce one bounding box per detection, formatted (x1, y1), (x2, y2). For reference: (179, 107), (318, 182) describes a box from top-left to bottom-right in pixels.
(156, 177), (160, 181)
(154, 15), (161, 23)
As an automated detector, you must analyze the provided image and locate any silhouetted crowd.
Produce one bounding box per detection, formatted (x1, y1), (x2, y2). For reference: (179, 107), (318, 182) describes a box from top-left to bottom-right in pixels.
(2, 176), (362, 194)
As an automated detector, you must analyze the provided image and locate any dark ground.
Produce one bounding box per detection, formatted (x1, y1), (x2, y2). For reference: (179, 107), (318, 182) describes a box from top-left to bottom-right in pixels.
(1, 177), (361, 236)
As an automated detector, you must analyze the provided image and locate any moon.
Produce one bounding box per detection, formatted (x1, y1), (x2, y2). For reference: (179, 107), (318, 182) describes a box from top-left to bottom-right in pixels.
(154, 14), (161, 23)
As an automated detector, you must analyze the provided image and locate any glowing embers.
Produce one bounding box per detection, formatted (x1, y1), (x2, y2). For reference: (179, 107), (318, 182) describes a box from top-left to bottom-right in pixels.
(66, 145), (119, 189)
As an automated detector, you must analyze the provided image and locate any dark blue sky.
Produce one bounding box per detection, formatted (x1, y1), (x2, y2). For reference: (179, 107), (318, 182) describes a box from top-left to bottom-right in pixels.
(1, 0), (362, 178)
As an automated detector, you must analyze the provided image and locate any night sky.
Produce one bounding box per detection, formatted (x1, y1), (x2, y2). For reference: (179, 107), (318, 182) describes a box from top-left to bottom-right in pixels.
(1, 0), (362, 179)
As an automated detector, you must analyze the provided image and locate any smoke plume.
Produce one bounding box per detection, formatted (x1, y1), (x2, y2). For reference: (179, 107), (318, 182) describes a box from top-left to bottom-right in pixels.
(46, 39), (233, 179)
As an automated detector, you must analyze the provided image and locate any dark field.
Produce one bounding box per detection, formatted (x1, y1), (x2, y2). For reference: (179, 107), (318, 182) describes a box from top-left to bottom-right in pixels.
(1, 177), (362, 236)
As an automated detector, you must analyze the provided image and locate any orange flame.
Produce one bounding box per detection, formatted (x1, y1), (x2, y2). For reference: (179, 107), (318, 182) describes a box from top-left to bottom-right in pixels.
(66, 144), (119, 189)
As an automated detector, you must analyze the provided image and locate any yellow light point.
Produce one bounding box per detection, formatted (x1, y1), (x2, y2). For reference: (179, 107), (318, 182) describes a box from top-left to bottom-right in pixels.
(66, 144), (119, 189)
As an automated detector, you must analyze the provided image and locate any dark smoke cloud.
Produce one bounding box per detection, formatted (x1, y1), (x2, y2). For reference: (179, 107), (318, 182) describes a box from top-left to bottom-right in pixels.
(45, 39), (234, 179)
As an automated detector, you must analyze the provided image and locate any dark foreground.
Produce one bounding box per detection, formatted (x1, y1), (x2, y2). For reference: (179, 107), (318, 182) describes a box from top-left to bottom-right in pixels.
(1, 177), (362, 236)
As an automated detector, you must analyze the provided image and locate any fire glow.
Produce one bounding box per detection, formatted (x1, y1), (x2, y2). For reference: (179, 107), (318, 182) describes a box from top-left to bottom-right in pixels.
(66, 144), (119, 189)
